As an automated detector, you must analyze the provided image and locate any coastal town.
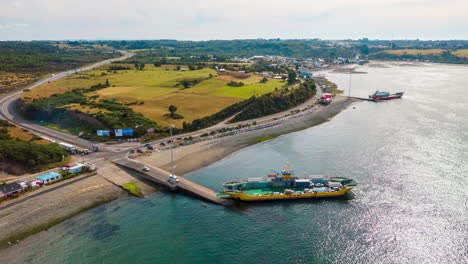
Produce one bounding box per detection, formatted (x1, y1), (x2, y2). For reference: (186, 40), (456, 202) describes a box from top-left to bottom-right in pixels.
(0, 3), (466, 260)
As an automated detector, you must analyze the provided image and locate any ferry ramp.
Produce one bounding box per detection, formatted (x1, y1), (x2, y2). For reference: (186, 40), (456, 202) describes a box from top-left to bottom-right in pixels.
(112, 157), (231, 206)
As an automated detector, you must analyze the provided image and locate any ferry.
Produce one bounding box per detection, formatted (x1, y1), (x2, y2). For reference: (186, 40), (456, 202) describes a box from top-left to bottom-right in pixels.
(369, 90), (404, 100)
(220, 168), (357, 202)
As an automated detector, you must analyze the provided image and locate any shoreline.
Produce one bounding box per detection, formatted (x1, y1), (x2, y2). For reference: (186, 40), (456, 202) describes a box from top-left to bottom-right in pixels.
(137, 96), (359, 176)
(0, 96), (359, 255)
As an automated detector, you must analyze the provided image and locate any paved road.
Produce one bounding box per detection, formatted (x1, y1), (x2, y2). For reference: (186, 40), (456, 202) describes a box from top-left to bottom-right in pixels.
(0, 50), (134, 152)
(112, 157), (230, 205)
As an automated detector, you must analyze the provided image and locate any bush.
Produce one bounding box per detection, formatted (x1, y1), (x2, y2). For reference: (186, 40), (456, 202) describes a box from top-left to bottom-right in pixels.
(227, 81), (244, 87)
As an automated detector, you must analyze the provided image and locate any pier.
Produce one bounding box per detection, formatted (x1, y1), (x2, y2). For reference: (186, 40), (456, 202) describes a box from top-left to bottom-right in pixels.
(112, 157), (232, 206)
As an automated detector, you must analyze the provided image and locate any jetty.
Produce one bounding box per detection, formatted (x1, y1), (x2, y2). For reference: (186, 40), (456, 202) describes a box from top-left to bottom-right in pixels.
(112, 157), (231, 206)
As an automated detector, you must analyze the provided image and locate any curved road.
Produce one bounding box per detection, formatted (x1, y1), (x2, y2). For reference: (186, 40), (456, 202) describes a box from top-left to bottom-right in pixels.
(0, 50), (134, 152)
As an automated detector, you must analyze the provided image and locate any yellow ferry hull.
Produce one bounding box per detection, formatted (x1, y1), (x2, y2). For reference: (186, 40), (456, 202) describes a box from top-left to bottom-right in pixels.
(225, 187), (354, 202)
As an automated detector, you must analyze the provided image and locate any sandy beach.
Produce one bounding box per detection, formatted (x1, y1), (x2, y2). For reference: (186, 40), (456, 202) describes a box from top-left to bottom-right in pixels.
(137, 96), (359, 176)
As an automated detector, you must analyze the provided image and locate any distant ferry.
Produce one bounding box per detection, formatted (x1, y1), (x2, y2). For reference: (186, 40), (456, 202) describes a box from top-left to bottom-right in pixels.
(219, 167), (357, 202)
(369, 91), (404, 100)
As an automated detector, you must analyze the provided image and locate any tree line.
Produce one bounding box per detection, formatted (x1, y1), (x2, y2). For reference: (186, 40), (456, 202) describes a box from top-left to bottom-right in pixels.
(0, 121), (66, 174)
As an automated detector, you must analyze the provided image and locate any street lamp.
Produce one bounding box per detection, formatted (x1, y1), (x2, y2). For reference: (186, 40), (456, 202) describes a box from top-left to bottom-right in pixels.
(169, 124), (175, 183)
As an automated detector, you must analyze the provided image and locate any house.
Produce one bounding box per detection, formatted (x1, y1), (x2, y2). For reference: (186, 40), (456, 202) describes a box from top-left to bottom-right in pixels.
(300, 72), (313, 79)
(36, 172), (62, 184)
(0, 182), (24, 199)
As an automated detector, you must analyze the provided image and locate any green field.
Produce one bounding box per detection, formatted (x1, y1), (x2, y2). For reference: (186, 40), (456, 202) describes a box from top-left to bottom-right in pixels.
(23, 64), (288, 128)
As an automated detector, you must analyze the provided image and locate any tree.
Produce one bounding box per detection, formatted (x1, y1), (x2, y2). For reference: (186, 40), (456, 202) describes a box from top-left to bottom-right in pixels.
(168, 105), (177, 117)
(175, 65), (181, 71)
(105, 79), (110, 87)
(182, 80), (189, 89)
(188, 64), (196, 71)
(140, 63), (145, 70)
(153, 61), (161, 67)
(287, 71), (297, 85)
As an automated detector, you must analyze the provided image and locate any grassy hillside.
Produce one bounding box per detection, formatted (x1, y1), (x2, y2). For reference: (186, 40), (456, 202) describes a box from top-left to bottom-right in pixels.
(0, 120), (67, 175)
(23, 64), (287, 128)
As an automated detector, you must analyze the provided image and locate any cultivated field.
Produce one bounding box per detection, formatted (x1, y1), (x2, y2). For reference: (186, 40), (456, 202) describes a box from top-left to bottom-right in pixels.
(451, 49), (468, 58)
(382, 49), (444, 56)
(21, 64), (287, 128)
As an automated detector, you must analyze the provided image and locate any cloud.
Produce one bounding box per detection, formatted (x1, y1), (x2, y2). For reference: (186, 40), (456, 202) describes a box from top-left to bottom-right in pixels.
(0, 0), (466, 40)
(0, 23), (30, 30)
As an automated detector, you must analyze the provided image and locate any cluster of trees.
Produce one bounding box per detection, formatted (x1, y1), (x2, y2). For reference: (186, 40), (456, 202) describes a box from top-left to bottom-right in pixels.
(231, 80), (317, 122)
(108, 65), (131, 71)
(0, 41), (117, 73)
(227, 81), (245, 87)
(177, 78), (207, 89)
(182, 99), (253, 132)
(104, 39), (356, 59)
(181, 80), (316, 132)
(369, 50), (468, 64)
(0, 140), (66, 173)
(134, 63), (145, 70)
(0, 121), (66, 174)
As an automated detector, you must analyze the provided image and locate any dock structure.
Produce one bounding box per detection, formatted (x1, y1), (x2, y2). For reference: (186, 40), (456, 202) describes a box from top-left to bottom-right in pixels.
(112, 157), (231, 206)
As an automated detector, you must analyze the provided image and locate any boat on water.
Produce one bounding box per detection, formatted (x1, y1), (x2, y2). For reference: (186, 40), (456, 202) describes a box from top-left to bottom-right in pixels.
(219, 167), (357, 202)
(369, 90), (404, 100)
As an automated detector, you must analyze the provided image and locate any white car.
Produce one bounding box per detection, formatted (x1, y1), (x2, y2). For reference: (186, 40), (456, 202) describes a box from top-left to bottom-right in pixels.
(142, 166), (150, 172)
(169, 175), (179, 183)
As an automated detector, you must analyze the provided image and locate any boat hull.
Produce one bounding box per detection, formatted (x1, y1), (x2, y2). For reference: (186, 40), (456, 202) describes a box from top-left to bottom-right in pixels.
(225, 187), (354, 202)
(371, 94), (403, 100)
(369, 92), (404, 101)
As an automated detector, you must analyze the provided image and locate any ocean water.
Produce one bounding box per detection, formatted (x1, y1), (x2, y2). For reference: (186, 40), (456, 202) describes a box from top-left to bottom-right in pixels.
(7, 62), (468, 264)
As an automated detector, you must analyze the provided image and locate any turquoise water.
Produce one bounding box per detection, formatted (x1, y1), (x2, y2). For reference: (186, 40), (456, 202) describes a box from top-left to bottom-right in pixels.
(7, 62), (468, 264)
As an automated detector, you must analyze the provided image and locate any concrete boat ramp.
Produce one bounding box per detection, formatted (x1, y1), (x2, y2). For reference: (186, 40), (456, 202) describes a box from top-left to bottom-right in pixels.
(112, 157), (232, 206)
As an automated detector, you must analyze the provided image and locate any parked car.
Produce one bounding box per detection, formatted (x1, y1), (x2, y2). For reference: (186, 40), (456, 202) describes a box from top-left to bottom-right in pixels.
(142, 167), (150, 172)
(137, 148), (143, 153)
(160, 142), (166, 146)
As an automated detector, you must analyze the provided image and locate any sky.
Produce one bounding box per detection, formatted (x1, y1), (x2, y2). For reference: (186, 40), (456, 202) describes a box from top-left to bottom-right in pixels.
(0, 0), (467, 41)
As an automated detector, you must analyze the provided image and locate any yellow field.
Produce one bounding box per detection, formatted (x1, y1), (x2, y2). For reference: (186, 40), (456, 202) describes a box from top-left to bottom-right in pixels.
(22, 65), (289, 128)
(7, 126), (49, 144)
(382, 49), (444, 56)
(451, 49), (468, 58)
(130, 93), (241, 127)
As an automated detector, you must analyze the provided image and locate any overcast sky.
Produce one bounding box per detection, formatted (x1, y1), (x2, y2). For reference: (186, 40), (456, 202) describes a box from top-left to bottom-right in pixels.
(1, 0), (467, 41)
